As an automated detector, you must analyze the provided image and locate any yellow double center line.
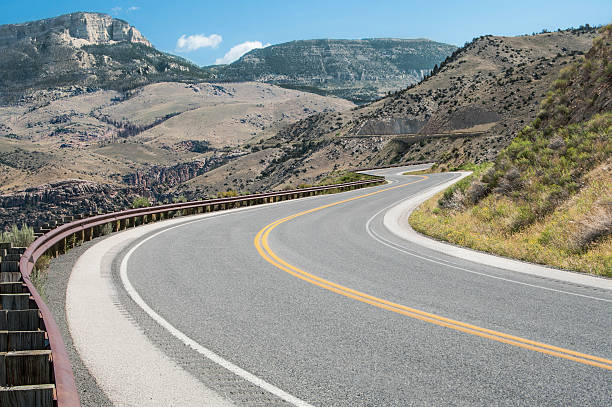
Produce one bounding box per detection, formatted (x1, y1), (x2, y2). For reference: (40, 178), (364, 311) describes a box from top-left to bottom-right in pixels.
(254, 176), (612, 370)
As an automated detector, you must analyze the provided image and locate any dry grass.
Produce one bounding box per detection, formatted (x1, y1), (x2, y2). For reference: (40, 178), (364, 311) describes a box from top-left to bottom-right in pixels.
(410, 162), (612, 276)
(409, 29), (612, 278)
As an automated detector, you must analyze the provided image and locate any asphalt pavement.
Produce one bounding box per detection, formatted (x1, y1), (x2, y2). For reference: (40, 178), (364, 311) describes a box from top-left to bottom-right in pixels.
(113, 166), (612, 406)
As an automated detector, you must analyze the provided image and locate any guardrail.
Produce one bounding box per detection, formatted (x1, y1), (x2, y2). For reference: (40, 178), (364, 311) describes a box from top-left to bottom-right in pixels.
(14, 177), (384, 406)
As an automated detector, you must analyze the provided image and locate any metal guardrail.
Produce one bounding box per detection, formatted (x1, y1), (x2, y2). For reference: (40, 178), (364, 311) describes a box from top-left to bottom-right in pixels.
(18, 177), (384, 406)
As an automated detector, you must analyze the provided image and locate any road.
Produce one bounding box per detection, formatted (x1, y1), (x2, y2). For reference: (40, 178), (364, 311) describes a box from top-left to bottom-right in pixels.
(77, 166), (612, 406)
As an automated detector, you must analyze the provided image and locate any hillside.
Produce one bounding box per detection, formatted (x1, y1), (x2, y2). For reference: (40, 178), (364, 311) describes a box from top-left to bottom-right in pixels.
(410, 25), (612, 275)
(209, 38), (456, 103)
(0, 12), (361, 228)
(0, 80), (354, 228)
(0, 12), (212, 103)
(0, 14), (601, 233)
(220, 27), (597, 192)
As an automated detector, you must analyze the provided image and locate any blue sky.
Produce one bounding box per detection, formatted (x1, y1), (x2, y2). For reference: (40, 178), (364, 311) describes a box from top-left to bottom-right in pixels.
(1, 1), (610, 66)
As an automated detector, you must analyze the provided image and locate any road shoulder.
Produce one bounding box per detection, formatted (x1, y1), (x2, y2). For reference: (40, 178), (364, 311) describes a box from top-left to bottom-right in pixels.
(65, 216), (234, 407)
(43, 239), (114, 407)
(384, 172), (612, 290)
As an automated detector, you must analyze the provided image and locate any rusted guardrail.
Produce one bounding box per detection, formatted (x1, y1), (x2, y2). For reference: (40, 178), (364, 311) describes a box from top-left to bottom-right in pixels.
(17, 177), (384, 406)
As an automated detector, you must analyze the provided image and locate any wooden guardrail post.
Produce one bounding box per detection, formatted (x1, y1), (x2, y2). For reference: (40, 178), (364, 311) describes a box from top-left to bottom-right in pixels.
(59, 237), (66, 256)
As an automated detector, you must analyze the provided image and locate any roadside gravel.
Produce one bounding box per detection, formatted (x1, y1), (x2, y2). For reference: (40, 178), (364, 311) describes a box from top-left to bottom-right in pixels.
(42, 238), (113, 407)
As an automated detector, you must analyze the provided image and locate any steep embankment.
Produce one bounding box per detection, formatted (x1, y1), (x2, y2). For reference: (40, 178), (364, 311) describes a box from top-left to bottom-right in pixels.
(210, 38), (456, 103)
(410, 26), (612, 275)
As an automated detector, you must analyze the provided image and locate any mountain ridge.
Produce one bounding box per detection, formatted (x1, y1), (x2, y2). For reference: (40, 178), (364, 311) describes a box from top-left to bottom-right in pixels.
(0, 13), (455, 105)
(209, 38), (456, 103)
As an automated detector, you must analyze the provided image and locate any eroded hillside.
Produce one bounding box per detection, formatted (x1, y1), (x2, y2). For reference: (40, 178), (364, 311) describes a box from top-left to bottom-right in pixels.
(0, 81), (354, 227)
(227, 27), (596, 191)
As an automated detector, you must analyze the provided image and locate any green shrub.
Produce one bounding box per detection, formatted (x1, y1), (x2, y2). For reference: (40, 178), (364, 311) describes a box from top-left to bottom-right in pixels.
(131, 196), (150, 209)
(101, 223), (113, 236)
(318, 171), (379, 186)
(0, 224), (35, 247)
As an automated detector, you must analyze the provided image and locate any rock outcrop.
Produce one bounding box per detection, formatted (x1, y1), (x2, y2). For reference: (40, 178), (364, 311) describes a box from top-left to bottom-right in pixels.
(0, 13), (210, 103)
(356, 118), (425, 135)
(123, 152), (247, 189)
(0, 12), (151, 47)
(0, 179), (131, 229)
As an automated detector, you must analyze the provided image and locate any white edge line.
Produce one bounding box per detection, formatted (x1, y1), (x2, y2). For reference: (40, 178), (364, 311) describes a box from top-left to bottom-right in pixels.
(366, 173), (612, 299)
(366, 208), (612, 303)
(119, 212), (315, 407)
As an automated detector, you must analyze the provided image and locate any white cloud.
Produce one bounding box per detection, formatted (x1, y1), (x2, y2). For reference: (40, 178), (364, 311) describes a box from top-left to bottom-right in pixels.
(214, 41), (270, 65)
(127, 6), (140, 11)
(111, 6), (122, 15)
(176, 33), (222, 52)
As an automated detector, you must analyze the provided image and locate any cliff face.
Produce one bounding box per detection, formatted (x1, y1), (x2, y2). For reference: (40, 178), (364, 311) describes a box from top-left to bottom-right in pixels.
(0, 13), (210, 103)
(0, 179), (132, 229)
(122, 153), (247, 189)
(212, 39), (456, 103)
(0, 12), (151, 47)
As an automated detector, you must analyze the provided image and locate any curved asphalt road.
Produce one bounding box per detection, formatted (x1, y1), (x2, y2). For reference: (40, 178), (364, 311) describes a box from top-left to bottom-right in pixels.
(123, 167), (612, 406)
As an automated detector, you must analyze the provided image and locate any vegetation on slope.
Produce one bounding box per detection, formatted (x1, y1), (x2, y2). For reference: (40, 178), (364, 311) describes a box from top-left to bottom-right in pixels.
(410, 25), (612, 276)
(254, 27), (596, 192)
(81, 42), (212, 92)
(1, 223), (35, 247)
(317, 170), (381, 186)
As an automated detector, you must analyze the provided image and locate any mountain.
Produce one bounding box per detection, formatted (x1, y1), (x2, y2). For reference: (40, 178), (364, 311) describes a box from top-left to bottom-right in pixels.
(410, 25), (611, 275)
(209, 39), (457, 103)
(0, 12), (211, 103)
(0, 13), (601, 233)
(232, 26), (597, 191)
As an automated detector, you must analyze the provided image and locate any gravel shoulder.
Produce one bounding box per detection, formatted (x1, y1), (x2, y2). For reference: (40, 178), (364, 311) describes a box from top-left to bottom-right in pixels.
(42, 238), (114, 407)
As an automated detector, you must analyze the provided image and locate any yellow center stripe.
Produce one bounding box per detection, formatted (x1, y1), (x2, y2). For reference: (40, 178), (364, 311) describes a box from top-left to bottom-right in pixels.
(253, 176), (612, 370)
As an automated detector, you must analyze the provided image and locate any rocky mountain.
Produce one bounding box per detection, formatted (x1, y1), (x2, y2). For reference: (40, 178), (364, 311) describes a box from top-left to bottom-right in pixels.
(0, 12), (211, 103)
(0, 12), (152, 48)
(0, 14), (455, 105)
(0, 13), (601, 231)
(210, 39), (456, 103)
